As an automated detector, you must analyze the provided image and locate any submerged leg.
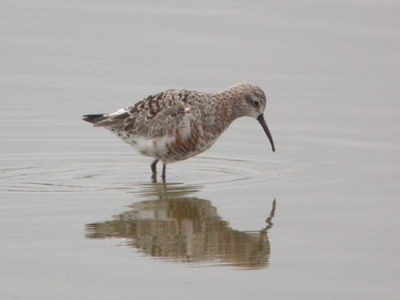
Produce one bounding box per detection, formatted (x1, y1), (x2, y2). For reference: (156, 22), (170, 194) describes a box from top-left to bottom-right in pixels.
(151, 159), (159, 180)
(161, 163), (166, 182)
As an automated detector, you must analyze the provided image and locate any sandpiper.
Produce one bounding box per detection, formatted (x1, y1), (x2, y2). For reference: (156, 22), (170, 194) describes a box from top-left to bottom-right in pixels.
(83, 82), (275, 181)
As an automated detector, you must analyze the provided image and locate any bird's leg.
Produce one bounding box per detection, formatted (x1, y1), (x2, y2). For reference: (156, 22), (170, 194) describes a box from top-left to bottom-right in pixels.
(151, 159), (159, 181)
(161, 163), (166, 182)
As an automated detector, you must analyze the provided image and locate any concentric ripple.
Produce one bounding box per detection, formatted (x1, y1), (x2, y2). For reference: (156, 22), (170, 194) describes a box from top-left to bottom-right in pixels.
(1, 152), (283, 194)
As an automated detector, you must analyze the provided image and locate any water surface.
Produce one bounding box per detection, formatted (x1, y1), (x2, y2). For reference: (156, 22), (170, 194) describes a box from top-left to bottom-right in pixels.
(1, 1), (399, 299)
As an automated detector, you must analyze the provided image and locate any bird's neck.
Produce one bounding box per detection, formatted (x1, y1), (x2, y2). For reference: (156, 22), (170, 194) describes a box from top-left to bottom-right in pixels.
(215, 89), (245, 121)
(203, 90), (244, 136)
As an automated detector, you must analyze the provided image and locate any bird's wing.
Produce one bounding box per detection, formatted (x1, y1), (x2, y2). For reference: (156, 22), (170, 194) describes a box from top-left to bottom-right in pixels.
(92, 89), (197, 138)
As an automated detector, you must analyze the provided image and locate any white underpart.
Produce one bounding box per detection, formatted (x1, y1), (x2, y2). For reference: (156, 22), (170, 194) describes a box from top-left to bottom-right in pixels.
(132, 134), (175, 159)
(106, 112), (195, 163)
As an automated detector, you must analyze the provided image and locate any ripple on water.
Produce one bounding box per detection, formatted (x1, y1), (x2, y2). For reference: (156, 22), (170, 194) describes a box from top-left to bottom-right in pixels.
(1, 152), (283, 193)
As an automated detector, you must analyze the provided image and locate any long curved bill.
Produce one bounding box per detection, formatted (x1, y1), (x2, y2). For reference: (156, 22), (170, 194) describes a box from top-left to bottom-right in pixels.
(257, 114), (275, 152)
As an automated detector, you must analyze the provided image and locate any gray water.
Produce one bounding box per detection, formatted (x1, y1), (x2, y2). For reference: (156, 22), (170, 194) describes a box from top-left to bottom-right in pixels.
(1, 1), (399, 299)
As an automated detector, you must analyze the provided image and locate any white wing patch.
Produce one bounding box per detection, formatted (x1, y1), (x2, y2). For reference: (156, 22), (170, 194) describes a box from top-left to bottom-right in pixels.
(109, 108), (127, 117)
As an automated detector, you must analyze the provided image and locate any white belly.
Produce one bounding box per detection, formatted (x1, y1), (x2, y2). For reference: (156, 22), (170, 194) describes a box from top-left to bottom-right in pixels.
(108, 129), (175, 160)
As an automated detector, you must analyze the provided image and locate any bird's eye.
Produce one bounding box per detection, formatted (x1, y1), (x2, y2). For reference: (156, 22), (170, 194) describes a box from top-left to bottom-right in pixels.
(252, 100), (260, 107)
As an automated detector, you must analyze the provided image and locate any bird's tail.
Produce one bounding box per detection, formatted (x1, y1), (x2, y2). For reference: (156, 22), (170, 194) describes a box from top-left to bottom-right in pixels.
(82, 114), (107, 124)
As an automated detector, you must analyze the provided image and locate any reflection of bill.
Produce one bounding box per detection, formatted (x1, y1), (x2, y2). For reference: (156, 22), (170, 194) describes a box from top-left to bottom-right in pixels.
(86, 184), (276, 269)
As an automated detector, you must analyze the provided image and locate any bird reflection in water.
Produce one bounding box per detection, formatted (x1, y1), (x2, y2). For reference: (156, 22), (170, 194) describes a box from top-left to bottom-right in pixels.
(85, 183), (276, 269)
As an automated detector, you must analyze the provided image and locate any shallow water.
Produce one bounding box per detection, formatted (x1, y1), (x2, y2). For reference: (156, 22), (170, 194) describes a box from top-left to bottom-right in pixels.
(1, 1), (400, 299)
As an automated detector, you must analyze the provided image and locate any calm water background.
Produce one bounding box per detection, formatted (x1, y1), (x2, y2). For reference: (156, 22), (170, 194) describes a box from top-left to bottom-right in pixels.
(1, 1), (399, 299)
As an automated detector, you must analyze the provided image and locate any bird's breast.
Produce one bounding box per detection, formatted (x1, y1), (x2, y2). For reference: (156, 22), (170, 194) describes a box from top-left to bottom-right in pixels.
(108, 116), (225, 163)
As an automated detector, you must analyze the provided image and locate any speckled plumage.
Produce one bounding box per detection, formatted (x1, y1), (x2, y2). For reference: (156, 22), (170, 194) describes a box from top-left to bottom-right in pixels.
(83, 82), (275, 181)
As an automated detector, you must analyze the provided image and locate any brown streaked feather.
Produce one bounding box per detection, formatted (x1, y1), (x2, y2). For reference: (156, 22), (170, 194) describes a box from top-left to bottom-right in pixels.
(89, 89), (197, 138)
